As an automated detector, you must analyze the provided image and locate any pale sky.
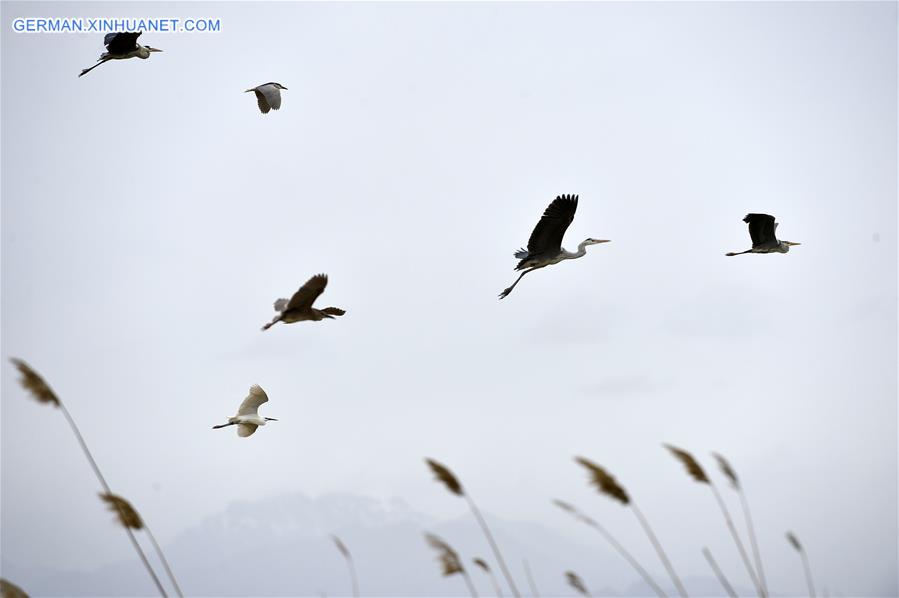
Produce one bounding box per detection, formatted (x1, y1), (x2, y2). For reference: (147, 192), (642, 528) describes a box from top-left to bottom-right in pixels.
(1, 1), (896, 597)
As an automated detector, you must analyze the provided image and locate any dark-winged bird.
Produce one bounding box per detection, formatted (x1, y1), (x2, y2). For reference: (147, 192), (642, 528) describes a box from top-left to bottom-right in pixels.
(726, 213), (801, 256)
(499, 195), (610, 299)
(78, 32), (162, 77)
(245, 82), (288, 114)
(262, 274), (346, 330)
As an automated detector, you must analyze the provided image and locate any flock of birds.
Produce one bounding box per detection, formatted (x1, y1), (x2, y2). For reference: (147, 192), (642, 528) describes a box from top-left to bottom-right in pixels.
(77, 31), (802, 438)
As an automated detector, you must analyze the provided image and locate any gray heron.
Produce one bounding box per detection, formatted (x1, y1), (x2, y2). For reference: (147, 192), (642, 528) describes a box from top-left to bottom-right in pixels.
(726, 213), (800, 256)
(78, 32), (162, 77)
(499, 194), (609, 299)
(212, 385), (277, 437)
(262, 274), (346, 330)
(245, 82), (288, 114)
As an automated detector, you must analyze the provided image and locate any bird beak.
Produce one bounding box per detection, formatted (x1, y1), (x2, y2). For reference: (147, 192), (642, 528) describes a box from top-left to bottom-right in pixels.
(787, 241), (801, 246)
(265, 417), (278, 421)
(596, 239), (611, 243)
(149, 47), (163, 52)
(280, 86), (288, 90)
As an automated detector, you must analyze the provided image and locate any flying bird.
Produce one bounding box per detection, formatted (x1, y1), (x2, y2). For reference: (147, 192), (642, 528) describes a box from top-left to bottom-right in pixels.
(78, 32), (162, 77)
(245, 82), (288, 114)
(262, 274), (346, 330)
(726, 213), (801, 256)
(499, 194), (609, 299)
(212, 385), (277, 437)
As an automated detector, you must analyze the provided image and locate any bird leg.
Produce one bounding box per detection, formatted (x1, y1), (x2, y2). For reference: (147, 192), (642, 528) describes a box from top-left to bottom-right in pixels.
(261, 315), (281, 331)
(78, 58), (112, 77)
(725, 250), (752, 256)
(499, 267), (538, 300)
(212, 422), (236, 429)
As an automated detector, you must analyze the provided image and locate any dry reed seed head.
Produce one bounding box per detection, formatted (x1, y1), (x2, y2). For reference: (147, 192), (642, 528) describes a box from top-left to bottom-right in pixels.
(711, 452), (740, 489)
(99, 493), (144, 530)
(574, 457), (630, 505)
(0, 578), (30, 598)
(10, 359), (60, 407)
(424, 533), (464, 576)
(425, 458), (464, 496)
(331, 535), (351, 559)
(786, 532), (803, 552)
(473, 558), (490, 572)
(664, 445), (709, 484)
(565, 571), (589, 596)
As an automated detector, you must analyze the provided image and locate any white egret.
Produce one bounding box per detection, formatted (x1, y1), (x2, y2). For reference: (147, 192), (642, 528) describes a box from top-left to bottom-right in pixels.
(212, 385), (277, 437)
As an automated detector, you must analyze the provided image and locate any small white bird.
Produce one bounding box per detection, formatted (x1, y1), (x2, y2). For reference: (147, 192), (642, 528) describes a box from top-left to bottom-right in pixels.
(245, 82), (288, 114)
(212, 385), (278, 437)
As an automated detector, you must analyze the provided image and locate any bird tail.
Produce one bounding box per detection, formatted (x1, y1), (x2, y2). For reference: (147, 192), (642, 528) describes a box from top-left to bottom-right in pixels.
(321, 307), (346, 317)
(514, 248), (529, 260)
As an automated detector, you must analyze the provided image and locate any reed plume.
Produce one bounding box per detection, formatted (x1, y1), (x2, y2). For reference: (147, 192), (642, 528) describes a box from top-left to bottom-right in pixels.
(575, 456), (687, 598)
(473, 558), (503, 597)
(425, 458), (521, 597)
(786, 532), (816, 597)
(565, 571), (591, 597)
(712, 452), (767, 596)
(701, 547), (737, 598)
(331, 535), (359, 598)
(0, 578), (29, 598)
(424, 533), (478, 597)
(553, 499), (666, 598)
(11, 359), (174, 597)
(664, 445), (763, 598)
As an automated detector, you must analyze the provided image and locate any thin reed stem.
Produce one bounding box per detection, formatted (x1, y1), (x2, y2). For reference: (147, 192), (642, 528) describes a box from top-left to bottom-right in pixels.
(799, 549), (816, 597)
(345, 556), (359, 598)
(487, 570), (503, 597)
(630, 502), (688, 598)
(144, 524), (184, 597)
(582, 514), (667, 597)
(702, 547), (736, 598)
(738, 489), (767, 596)
(523, 559), (539, 598)
(465, 494), (521, 598)
(709, 484), (764, 597)
(58, 403), (168, 597)
(461, 570), (480, 598)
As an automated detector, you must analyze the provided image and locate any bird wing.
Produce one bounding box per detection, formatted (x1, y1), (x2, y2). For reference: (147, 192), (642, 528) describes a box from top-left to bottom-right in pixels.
(237, 384), (269, 416)
(263, 85), (282, 110)
(105, 32), (141, 53)
(526, 195), (578, 256)
(287, 274), (328, 311)
(254, 90), (272, 114)
(237, 423), (258, 437)
(744, 213), (777, 247)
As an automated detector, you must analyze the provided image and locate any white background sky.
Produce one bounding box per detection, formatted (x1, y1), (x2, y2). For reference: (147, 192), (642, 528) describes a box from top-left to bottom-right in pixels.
(2, 1), (896, 596)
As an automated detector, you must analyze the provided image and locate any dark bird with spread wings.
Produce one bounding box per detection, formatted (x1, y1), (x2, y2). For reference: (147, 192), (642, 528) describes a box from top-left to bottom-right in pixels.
(499, 195), (610, 299)
(262, 274), (346, 330)
(245, 82), (288, 114)
(78, 32), (162, 77)
(726, 213), (801, 256)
